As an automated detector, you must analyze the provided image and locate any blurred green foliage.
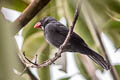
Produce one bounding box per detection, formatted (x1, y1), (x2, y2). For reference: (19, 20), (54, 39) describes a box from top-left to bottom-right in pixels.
(1, 0), (120, 80)
(1, 0), (27, 11)
(104, 20), (120, 48)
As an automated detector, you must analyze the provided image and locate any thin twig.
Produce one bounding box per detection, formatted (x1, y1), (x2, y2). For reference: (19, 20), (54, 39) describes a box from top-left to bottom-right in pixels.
(35, 54), (38, 64)
(23, 52), (38, 65)
(13, 0), (51, 35)
(20, 2), (81, 68)
(114, 47), (120, 53)
(19, 67), (27, 76)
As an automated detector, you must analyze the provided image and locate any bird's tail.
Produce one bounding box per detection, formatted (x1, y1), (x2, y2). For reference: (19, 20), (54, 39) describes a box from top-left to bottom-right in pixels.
(88, 54), (110, 70)
(87, 49), (111, 70)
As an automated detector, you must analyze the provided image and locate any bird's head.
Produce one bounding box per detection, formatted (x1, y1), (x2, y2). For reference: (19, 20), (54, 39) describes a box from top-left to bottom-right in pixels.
(34, 16), (57, 30)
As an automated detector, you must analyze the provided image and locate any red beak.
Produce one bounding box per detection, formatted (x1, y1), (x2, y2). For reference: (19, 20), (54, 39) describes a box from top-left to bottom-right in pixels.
(34, 22), (41, 28)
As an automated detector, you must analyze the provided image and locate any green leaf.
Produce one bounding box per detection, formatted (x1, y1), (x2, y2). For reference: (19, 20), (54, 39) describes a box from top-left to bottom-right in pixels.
(114, 65), (120, 76)
(104, 0), (120, 14)
(22, 15), (40, 41)
(103, 19), (120, 48)
(2, 0), (27, 11)
(22, 32), (46, 59)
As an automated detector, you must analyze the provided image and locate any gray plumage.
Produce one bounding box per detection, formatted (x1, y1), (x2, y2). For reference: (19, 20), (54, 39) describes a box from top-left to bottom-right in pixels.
(38, 16), (110, 70)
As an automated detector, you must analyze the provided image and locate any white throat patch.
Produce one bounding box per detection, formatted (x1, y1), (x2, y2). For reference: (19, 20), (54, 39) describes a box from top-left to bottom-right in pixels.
(41, 26), (44, 30)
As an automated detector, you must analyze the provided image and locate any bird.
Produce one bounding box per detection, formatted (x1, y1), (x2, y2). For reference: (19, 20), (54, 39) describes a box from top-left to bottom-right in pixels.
(34, 16), (110, 70)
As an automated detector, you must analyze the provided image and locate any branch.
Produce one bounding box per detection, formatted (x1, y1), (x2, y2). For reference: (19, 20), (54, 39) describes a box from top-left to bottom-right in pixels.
(20, 2), (81, 68)
(13, 0), (51, 35)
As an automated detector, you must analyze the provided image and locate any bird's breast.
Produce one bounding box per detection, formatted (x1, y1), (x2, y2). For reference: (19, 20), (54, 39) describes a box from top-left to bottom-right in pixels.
(44, 30), (64, 48)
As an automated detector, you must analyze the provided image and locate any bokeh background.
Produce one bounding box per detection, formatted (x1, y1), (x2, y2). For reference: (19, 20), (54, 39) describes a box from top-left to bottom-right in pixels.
(0, 0), (120, 80)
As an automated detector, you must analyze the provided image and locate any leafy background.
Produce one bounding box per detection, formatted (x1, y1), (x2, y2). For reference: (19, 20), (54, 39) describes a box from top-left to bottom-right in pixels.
(0, 0), (120, 80)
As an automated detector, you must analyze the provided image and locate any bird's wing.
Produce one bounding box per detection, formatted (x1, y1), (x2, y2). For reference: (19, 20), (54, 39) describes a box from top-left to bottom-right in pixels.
(53, 22), (88, 47)
(71, 32), (88, 47)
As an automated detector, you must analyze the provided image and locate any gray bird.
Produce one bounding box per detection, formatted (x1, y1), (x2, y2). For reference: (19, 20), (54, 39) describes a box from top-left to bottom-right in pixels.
(34, 16), (110, 70)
